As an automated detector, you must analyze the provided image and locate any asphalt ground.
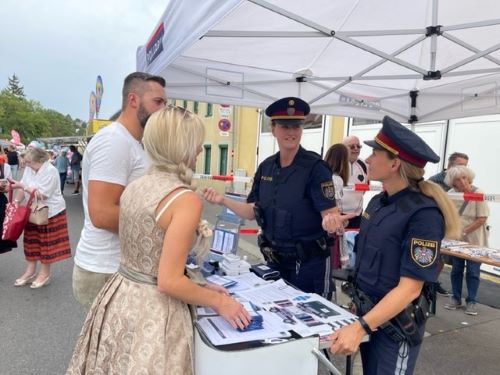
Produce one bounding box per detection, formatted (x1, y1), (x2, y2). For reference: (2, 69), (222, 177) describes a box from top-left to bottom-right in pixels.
(0, 186), (498, 374)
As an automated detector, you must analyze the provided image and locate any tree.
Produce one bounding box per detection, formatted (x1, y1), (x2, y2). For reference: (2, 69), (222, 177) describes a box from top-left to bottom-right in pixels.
(0, 78), (82, 142)
(6, 74), (25, 98)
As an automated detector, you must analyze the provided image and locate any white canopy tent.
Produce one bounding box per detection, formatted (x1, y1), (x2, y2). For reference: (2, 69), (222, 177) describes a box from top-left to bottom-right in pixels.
(136, 0), (500, 123)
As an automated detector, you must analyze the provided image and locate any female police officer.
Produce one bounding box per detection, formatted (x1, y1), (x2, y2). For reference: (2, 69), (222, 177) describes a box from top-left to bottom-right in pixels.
(323, 116), (460, 374)
(203, 97), (347, 298)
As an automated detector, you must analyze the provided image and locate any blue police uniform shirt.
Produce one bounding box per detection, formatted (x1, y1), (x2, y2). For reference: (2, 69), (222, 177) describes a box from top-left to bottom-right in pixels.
(247, 146), (335, 245)
(354, 187), (444, 300)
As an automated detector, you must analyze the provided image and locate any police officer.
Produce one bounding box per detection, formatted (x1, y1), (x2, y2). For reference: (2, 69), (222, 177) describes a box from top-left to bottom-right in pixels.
(324, 116), (460, 374)
(203, 97), (342, 297)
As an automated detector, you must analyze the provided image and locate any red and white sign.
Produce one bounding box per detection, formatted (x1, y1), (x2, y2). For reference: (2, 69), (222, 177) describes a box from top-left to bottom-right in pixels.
(218, 118), (231, 132)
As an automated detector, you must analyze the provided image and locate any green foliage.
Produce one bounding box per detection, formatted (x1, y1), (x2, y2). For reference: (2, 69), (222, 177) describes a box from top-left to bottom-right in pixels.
(0, 75), (86, 143)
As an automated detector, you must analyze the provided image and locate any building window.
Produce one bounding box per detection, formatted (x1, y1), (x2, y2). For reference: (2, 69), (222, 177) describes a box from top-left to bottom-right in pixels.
(219, 144), (228, 175)
(182, 100), (188, 109)
(352, 118), (380, 126)
(204, 145), (211, 174)
(193, 101), (199, 114)
(206, 103), (213, 117)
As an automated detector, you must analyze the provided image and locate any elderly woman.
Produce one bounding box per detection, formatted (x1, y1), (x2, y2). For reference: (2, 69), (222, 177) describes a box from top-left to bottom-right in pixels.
(444, 165), (489, 316)
(11, 147), (71, 288)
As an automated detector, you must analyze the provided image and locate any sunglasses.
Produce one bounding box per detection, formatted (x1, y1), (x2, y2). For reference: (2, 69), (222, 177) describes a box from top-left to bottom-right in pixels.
(349, 144), (362, 150)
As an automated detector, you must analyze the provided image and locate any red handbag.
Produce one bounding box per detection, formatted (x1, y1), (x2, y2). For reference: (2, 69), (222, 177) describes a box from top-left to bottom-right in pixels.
(2, 186), (35, 241)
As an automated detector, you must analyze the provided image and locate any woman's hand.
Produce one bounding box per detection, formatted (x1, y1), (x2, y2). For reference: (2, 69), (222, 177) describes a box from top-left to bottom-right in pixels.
(0, 180), (7, 193)
(329, 320), (366, 355)
(202, 187), (224, 205)
(213, 295), (251, 330)
(8, 180), (23, 190)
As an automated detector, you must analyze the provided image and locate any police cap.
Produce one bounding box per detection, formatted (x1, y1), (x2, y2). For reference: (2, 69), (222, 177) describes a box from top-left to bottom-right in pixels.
(265, 97), (310, 125)
(364, 116), (440, 168)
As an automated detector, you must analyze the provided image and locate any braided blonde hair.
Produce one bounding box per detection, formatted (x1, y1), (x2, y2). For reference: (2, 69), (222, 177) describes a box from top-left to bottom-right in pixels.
(143, 106), (205, 186)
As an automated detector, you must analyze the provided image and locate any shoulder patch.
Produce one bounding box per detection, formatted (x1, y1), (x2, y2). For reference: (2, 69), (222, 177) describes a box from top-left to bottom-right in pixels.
(410, 238), (438, 267)
(321, 181), (335, 200)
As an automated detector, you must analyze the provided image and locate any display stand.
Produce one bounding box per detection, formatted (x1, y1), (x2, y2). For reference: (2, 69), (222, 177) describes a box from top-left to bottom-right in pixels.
(208, 193), (247, 262)
(194, 330), (328, 375)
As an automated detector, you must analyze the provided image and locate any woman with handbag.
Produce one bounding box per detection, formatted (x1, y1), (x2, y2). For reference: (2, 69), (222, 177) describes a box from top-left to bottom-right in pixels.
(10, 147), (71, 288)
(0, 157), (17, 255)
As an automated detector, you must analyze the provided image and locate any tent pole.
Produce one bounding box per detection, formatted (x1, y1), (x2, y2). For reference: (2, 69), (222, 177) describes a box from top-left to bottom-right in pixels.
(429, 0), (439, 71)
(409, 90), (419, 123)
(442, 33), (500, 66)
(248, 0), (332, 36)
(310, 35), (426, 104)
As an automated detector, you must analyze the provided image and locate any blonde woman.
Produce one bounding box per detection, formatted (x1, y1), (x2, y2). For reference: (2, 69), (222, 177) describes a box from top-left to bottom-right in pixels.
(323, 116), (460, 374)
(67, 106), (250, 375)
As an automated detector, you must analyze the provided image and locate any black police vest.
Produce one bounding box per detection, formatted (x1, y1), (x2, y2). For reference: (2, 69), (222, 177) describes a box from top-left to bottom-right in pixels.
(354, 190), (441, 300)
(258, 150), (325, 246)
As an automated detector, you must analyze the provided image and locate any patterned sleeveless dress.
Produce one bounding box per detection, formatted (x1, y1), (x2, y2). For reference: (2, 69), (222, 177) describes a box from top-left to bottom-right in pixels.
(67, 170), (195, 375)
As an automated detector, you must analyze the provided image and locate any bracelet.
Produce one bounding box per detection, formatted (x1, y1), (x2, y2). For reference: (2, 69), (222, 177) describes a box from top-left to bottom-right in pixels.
(358, 316), (373, 335)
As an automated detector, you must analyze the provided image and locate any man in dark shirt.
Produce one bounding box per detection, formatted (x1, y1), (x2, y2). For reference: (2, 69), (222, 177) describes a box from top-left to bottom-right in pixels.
(6, 145), (19, 179)
(69, 145), (82, 195)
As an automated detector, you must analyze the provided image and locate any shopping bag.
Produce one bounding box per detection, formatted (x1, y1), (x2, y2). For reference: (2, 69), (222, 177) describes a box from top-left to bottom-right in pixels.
(2, 187), (35, 241)
(29, 194), (49, 225)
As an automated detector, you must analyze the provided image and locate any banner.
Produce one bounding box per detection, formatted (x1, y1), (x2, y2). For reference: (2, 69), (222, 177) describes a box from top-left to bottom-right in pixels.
(95, 75), (104, 117)
(89, 91), (97, 122)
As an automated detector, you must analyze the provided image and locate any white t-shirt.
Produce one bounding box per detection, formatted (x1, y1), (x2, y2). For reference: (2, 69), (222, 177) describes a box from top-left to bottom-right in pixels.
(74, 122), (149, 273)
(21, 161), (66, 217)
(341, 160), (367, 214)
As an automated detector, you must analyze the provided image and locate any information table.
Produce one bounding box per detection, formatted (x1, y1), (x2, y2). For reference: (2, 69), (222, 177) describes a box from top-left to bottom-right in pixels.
(194, 274), (360, 375)
(441, 248), (500, 267)
(440, 239), (500, 268)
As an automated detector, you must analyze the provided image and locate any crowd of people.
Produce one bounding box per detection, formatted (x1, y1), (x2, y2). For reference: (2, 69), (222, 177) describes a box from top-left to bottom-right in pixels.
(0, 71), (493, 375)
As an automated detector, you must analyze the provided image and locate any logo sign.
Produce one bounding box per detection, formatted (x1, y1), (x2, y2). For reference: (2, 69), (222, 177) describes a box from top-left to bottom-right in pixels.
(218, 118), (231, 132)
(146, 23), (165, 66)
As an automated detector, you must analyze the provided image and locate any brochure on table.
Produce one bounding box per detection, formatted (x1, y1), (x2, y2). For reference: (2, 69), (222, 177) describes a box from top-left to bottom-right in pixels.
(196, 276), (358, 346)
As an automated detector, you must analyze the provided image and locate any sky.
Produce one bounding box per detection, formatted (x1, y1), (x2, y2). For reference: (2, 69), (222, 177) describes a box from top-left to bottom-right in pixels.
(0, 0), (166, 123)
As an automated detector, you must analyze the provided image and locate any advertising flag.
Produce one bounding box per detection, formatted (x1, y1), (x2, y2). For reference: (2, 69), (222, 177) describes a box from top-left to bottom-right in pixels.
(89, 91), (97, 122)
(95, 75), (104, 117)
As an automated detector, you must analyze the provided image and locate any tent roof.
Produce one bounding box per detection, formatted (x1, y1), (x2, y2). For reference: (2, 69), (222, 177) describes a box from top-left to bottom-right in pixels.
(137, 0), (500, 123)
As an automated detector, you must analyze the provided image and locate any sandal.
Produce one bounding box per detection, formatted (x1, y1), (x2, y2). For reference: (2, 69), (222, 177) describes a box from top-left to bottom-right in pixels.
(14, 274), (37, 287)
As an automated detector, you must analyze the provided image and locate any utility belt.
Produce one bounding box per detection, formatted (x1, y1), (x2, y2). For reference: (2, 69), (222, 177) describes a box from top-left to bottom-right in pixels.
(258, 234), (331, 264)
(335, 271), (433, 347)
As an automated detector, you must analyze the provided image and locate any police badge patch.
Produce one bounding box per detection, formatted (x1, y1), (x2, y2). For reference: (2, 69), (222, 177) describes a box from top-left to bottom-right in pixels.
(410, 238), (438, 267)
(321, 181), (335, 200)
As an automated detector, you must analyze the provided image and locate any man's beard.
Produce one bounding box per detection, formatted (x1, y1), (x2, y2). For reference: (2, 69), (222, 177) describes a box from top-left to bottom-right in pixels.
(137, 104), (150, 129)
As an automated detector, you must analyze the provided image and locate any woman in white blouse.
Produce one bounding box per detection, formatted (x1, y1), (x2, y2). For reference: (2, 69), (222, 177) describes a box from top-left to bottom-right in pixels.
(10, 147), (71, 288)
